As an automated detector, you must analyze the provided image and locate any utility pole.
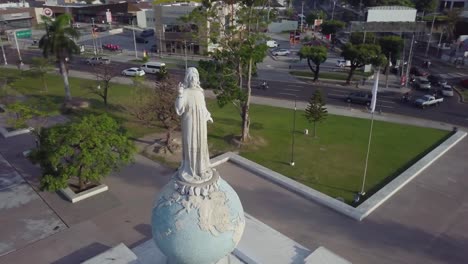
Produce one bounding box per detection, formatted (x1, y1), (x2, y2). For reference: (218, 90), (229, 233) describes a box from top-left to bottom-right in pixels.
(91, 18), (97, 56)
(331, 1), (336, 20)
(267, 0), (271, 24)
(132, 18), (138, 59)
(405, 33), (415, 88)
(437, 32), (444, 57)
(13, 31), (23, 66)
(425, 14), (437, 58)
(0, 22), (7, 65)
(301, 1), (304, 32)
(158, 29), (163, 57)
(184, 40), (187, 70)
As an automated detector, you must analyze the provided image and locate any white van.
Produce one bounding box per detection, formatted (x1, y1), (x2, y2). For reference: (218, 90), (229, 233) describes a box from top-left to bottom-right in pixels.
(266, 40), (279, 48)
(141, 62), (166, 74)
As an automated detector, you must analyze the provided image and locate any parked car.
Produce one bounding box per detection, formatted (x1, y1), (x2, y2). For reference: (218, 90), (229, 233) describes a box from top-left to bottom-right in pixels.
(136, 37), (149, 44)
(266, 40), (278, 48)
(346, 91), (372, 106)
(414, 77), (431, 90)
(460, 79), (468, 88)
(141, 62), (166, 74)
(440, 84), (454, 97)
(414, 95), (443, 108)
(102, 43), (121, 51)
(427, 75), (447, 87)
(272, 49), (290, 56)
(86, 57), (110, 65)
(150, 44), (158, 53)
(410, 66), (428, 77)
(336, 59), (351, 68)
(121, 67), (145, 77)
(92, 26), (106, 32)
(140, 29), (155, 38)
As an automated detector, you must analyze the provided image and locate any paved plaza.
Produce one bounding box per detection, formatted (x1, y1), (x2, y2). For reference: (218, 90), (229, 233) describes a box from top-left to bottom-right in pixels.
(0, 124), (467, 263)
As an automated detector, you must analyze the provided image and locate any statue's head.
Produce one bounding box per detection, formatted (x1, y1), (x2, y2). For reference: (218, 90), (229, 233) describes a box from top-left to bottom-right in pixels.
(184, 67), (201, 89)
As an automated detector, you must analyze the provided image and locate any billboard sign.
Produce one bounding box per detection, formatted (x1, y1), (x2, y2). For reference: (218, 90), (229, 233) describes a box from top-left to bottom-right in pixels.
(106, 10), (112, 23)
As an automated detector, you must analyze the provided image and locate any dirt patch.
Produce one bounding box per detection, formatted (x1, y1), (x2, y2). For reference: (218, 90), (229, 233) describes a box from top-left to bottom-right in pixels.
(137, 131), (183, 166)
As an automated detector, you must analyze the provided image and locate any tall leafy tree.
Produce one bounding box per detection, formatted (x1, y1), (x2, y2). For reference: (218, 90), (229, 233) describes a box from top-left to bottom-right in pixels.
(304, 90), (327, 138)
(341, 43), (386, 84)
(39, 14), (80, 102)
(305, 10), (327, 25)
(320, 20), (345, 42)
(298, 45), (328, 81)
(413, 0), (437, 12)
(184, 0), (269, 142)
(349, 32), (376, 45)
(378, 36), (403, 65)
(441, 8), (461, 41)
(28, 57), (54, 92)
(33, 114), (135, 192)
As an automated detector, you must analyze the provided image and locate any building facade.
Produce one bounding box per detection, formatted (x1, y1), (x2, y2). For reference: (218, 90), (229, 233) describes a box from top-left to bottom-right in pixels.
(136, 9), (154, 29)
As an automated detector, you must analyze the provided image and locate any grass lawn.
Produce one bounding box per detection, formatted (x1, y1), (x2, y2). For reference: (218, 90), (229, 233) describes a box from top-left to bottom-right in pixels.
(290, 70), (373, 81)
(1, 68), (452, 204)
(206, 102), (451, 204)
(0, 68), (157, 138)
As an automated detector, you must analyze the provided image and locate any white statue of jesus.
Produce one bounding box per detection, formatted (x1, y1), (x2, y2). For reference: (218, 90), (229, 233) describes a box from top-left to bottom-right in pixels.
(175, 67), (214, 187)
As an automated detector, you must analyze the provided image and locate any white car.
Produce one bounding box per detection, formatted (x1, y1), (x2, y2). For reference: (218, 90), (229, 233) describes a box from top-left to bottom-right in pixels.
(122, 67), (145, 77)
(272, 49), (290, 56)
(440, 84), (454, 97)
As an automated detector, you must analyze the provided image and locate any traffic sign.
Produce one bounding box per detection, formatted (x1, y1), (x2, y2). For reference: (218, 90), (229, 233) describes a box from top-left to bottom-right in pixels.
(43, 8), (53, 17)
(15, 29), (32, 39)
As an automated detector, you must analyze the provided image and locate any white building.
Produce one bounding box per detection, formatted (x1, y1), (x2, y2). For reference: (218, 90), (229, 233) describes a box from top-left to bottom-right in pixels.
(366, 6), (417, 22)
(136, 9), (154, 29)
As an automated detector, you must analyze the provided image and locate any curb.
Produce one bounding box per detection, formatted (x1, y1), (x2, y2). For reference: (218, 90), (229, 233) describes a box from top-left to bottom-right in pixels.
(210, 130), (467, 221)
(453, 86), (467, 104)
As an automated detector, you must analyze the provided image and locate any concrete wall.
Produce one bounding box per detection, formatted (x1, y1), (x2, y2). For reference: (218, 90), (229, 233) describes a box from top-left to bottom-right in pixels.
(267, 20), (298, 33)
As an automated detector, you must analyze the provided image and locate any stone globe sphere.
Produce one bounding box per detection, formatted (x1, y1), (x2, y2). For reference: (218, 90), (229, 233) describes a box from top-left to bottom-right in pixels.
(152, 176), (245, 264)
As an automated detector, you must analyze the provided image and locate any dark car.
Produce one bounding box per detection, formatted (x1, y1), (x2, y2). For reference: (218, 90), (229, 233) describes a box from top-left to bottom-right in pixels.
(140, 29), (154, 38)
(346, 91), (372, 106)
(410, 66), (428, 77)
(136, 37), (149, 44)
(92, 26), (106, 32)
(427, 75), (447, 87)
(150, 44), (158, 52)
(460, 79), (468, 88)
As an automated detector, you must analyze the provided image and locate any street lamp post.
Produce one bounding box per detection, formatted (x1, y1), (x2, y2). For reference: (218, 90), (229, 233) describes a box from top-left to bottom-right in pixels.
(331, 1), (336, 20)
(405, 33), (415, 88)
(0, 21), (7, 65)
(91, 18), (97, 56)
(425, 14), (437, 58)
(290, 98), (297, 166)
(132, 18), (138, 59)
(437, 32), (444, 57)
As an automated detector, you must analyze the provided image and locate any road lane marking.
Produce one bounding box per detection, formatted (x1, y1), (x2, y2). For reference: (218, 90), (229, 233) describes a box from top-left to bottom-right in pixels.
(278, 92), (298, 96)
(328, 93), (345, 97)
(282, 88), (301, 92)
(378, 99), (395, 104)
(286, 84), (304, 88)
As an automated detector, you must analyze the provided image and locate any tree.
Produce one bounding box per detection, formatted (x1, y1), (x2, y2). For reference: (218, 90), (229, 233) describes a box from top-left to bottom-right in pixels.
(150, 78), (180, 152)
(305, 10), (327, 25)
(33, 114), (135, 192)
(341, 43), (386, 84)
(28, 57), (54, 92)
(88, 64), (118, 106)
(298, 45), (328, 81)
(6, 102), (46, 130)
(378, 36), (403, 65)
(320, 20), (345, 43)
(184, 0), (269, 142)
(39, 14), (80, 102)
(413, 0), (437, 12)
(349, 32), (376, 45)
(304, 90), (327, 138)
(441, 8), (461, 41)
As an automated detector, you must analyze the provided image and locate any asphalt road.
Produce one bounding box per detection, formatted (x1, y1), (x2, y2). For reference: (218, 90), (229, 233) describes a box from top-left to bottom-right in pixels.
(5, 48), (468, 127)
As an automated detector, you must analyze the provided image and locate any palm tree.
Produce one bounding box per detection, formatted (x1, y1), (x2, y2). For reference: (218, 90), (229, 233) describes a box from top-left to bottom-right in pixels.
(39, 14), (80, 102)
